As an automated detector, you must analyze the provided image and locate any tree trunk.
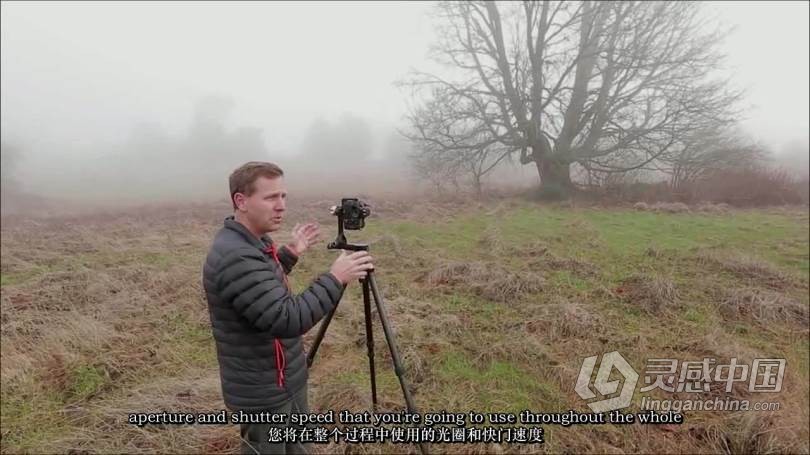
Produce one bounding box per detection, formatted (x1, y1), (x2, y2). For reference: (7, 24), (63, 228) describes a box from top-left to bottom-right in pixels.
(523, 138), (572, 197)
(472, 173), (483, 196)
(529, 156), (571, 200)
(537, 157), (571, 188)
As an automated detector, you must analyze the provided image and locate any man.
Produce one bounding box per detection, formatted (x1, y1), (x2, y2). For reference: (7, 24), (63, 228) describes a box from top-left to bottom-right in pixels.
(202, 161), (374, 454)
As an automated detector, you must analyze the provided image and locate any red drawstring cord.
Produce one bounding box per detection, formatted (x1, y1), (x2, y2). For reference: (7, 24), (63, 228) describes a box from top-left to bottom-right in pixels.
(274, 339), (286, 388)
(264, 243), (289, 389)
(264, 244), (291, 290)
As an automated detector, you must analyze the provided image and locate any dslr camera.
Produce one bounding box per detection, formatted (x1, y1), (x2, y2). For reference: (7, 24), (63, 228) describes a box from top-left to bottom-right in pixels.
(327, 198), (371, 251)
(330, 198), (371, 230)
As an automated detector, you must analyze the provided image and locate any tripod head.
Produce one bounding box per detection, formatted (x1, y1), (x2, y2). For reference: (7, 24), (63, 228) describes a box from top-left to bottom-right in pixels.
(327, 198), (371, 252)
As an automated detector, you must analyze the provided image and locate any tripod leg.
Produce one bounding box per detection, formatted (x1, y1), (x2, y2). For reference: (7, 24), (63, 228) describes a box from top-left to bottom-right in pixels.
(362, 277), (379, 410)
(367, 272), (428, 455)
(307, 297), (341, 368)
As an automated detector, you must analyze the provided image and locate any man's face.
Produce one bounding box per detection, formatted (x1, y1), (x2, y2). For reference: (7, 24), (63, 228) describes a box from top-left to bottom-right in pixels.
(235, 176), (287, 234)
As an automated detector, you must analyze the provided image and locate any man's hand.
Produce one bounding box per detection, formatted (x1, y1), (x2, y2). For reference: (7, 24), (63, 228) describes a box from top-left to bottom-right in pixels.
(287, 222), (321, 256)
(329, 250), (375, 285)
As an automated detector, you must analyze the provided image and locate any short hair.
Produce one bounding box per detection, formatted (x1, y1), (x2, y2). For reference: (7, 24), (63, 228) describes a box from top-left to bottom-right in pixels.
(229, 161), (284, 209)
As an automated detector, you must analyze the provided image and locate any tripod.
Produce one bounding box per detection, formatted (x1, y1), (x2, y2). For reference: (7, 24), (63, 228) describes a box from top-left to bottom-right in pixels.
(306, 239), (427, 455)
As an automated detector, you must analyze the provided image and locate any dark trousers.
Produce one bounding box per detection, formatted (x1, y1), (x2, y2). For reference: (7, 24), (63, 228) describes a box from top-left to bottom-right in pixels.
(240, 385), (311, 455)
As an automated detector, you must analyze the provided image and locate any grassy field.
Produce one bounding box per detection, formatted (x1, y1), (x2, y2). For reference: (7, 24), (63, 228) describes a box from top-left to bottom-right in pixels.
(1, 196), (808, 454)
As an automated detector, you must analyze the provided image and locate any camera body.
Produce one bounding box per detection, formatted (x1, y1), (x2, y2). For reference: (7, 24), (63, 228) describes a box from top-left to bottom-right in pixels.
(331, 198), (371, 230)
(327, 198), (372, 251)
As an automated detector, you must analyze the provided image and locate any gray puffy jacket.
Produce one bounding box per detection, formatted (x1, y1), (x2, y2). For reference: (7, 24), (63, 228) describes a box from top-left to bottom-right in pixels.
(202, 216), (344, 411)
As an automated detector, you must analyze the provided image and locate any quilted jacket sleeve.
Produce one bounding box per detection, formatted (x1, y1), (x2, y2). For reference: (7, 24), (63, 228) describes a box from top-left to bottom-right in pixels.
(276, 245), (299, 274)
(216, 246), (344, 337)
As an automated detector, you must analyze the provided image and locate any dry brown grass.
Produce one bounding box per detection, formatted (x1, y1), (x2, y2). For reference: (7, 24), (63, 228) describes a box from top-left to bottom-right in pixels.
(524, 299), (603, 346)
(632, 202), (692, 214)
(696, 252), (803, 291)
(40, 375), (241, 454)
(2, 196), (807, 454)
(370, 233), (405, 257)
(478, 224), (507, 255)
(508, 240), (550, 259)
(697, 412), (806, 454)
(549, 300), (602, 339)
(616, 274), (680, 314)
(719, 287), (809, 329)
(633, 202), (650, 211)
(421, 261), (545, 302)
(0, 208), (219, 452)
(540, 255), (600, 278)
(507, 240), (600, 279)
(632, 201), (733, 215)
(695, 202), (731, 214)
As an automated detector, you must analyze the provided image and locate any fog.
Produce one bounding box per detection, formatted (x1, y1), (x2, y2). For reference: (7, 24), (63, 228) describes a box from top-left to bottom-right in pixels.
(1, 1), (808, 210)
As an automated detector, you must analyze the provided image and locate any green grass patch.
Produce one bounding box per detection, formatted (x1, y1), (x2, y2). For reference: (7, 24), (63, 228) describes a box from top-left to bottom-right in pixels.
(157, 313), (216, 369)
(437, 351), (565, 412)
(439, 294), (499, 319)
(582, 210), (808, 273)
(547, 270), (593, 292)
(682, 305), (711, 327)
(0, 265), (51, 286)
(68, 365), (106, 399)
(333, 368), (398, 392)
(139, 251), (174, 269)
(1, 377), (71, 452)
(498, 207), (567, 243)
(370, 216), (489, 259)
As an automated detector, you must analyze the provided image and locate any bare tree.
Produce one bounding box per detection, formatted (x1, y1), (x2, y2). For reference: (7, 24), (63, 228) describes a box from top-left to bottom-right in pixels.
(410, 145), (463, 196)
(657, 126), (765, 191)
(402, 1), (742, 194)
(403, 88), (514, 194)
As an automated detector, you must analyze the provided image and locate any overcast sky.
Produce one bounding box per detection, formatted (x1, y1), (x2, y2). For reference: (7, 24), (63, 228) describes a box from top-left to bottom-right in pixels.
(1, 1), (808, 166)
